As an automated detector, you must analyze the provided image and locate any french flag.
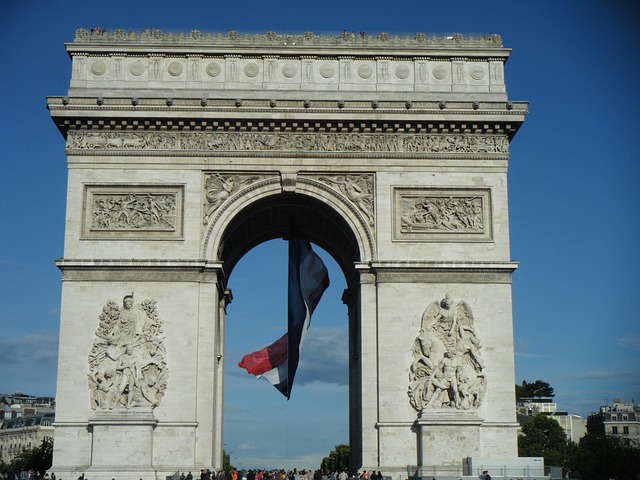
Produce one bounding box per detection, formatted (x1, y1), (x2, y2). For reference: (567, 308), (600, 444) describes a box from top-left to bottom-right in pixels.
(238, 237), (330, 398)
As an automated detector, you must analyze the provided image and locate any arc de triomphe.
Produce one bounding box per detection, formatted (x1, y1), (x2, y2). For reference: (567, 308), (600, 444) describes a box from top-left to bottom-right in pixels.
(47, 29), (527, 480)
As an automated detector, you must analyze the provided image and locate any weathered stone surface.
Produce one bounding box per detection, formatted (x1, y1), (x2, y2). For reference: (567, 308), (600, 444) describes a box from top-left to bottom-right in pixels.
(48, 29), (526, 480)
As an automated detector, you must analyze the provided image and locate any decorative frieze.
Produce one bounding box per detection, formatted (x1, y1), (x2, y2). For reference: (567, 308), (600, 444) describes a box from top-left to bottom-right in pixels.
(70, 30), (507, 94)
(67, 131), (509, 155)
(394, 188), (492, 242)
(82, 185), (184, 239)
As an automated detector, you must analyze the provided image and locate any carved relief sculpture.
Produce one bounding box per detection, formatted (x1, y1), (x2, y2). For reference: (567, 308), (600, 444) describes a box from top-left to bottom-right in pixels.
(203, 173), (262, 224)
(91, 193), (177, 230)
(317, 174), (374, 226)
(401, 196), (483, 233)
(67, 131), (509, 155)
(408, 294), (486, 412)
(88, 294), (168, 410)
(394, 188), (492, 242)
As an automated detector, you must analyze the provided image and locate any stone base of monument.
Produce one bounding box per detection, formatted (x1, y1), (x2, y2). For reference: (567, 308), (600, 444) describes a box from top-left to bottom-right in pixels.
(416, 410), (484, 469)
(86, 410), (158, 480)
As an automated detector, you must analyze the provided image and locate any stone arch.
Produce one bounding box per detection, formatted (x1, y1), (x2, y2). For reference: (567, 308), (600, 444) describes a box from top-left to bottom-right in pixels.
(202, 175), (375, 280)
(49, 30), (527, 480)
(201, 174), (374, 469)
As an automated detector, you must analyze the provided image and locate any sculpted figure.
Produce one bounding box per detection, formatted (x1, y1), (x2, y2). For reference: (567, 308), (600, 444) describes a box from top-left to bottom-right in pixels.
(91, 193), (177, 230)
(408, 293), (486, 411)
(400, 197), (484, 233)
(88, 294), (168, 410)
(425, 351), (461, 408)
(319, 174), (374, 226)
(203, 173), (260, 224)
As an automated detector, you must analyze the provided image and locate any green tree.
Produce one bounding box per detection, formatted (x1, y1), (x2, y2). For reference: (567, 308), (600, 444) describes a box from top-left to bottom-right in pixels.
(568, 433), (640, 480)
(516, 380), (555, 401)
(518, 414), (571, 472)
(222, 450), (234, 471)
(0, 439), (53, 477)
(321, 444), (349, 473)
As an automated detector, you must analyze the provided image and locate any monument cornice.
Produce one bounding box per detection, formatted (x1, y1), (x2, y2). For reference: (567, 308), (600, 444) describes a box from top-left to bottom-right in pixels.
(48, 97), (527, 139)
(48, 96), (527, 116)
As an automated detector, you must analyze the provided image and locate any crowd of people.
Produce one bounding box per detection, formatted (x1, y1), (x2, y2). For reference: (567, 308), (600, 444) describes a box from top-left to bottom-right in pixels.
(1, 467), (386, 480)
(179, 468), (385, 480)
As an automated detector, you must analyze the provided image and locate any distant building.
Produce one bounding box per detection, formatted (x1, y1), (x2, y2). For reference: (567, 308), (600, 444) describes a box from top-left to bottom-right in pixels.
(516, 397), (586, 443)
(548, 412), (587, 443)
(0, 413), (55, 464)
(517, 397), (558, 416)
(587, 400), (640, 447)
(0, 393), (56, 421)
(0, 393), (56, 464)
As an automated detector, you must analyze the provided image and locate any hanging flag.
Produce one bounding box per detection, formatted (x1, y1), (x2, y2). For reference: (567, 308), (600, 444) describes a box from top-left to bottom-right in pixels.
(238, 237), (330, 398)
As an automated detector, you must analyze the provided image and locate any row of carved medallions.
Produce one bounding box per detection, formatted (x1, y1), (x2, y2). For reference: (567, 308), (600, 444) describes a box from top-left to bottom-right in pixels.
(77, 55), (502, 86)
(88, 293), (168, 411)
(408, 293), (487, 412)
(202, 172), (375, 228)
(67, 131), (509, 155)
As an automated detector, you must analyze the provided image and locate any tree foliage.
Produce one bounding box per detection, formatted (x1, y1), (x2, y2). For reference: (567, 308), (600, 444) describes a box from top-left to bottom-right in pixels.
(222, 450), (234, 471)
(0, 439), (53, 476)
(518, 414), (572, 472)
(321, 444), (349, 473)
(519, 414), (640, 480)
(568, 433), (640, 480)
(515, 380), (555, 401)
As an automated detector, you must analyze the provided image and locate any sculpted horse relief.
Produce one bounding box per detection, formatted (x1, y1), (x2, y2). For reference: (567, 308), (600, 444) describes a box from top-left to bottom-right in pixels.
(408, 294), (486, 412)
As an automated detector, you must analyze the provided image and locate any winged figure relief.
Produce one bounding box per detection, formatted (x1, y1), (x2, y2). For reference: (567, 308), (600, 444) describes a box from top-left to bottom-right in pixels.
(319, 174), (374, 226)
(203, 173), (260, 224)
(408, 294), (487, 412)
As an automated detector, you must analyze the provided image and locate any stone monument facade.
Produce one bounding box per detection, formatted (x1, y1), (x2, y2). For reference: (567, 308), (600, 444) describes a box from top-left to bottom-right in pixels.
(48, 29), (527, 480)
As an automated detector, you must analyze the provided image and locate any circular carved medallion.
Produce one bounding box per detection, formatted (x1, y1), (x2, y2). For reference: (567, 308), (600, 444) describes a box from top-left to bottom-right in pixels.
(395, 65), (411, 79)
(244, 63), (260, 77)
(168, 62), (183, 76)
(206, 62), (222, 77)
(130, 61), (145, 76)
(282, 63), (297, 78)
(319, 64), (335, 78)
(91, 61), (107, 76)
(432, 65), (448, 80)
(470, 65), (485, 80)
(358, 64), (373, 79)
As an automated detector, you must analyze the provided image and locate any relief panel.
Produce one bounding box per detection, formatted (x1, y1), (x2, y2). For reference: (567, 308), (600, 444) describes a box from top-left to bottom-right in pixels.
(408, 294), (486, 412)
(82, 184), (184, 240)
(88, 293), (168, 411)
(393, 187), (492, 242)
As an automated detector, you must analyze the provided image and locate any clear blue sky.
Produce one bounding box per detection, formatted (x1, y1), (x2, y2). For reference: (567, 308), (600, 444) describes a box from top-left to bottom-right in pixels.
(2, 0), (639, 470)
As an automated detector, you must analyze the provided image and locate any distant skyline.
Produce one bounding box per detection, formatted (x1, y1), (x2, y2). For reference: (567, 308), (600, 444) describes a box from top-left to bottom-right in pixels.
(2, 0), (640, 470)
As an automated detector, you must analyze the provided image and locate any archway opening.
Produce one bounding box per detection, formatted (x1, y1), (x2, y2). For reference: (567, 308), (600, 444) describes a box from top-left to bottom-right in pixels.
(217, 193), (363, 470)
(216, 192), (361, 281)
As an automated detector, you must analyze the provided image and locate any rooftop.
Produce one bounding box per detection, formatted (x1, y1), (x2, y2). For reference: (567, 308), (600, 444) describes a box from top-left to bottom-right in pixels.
(71, 29), (504, 49)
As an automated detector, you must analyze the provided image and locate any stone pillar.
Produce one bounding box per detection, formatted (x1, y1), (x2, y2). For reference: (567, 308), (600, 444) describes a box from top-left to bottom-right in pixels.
(358, 264), (379, 470)
(194, 268), (222, 469)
